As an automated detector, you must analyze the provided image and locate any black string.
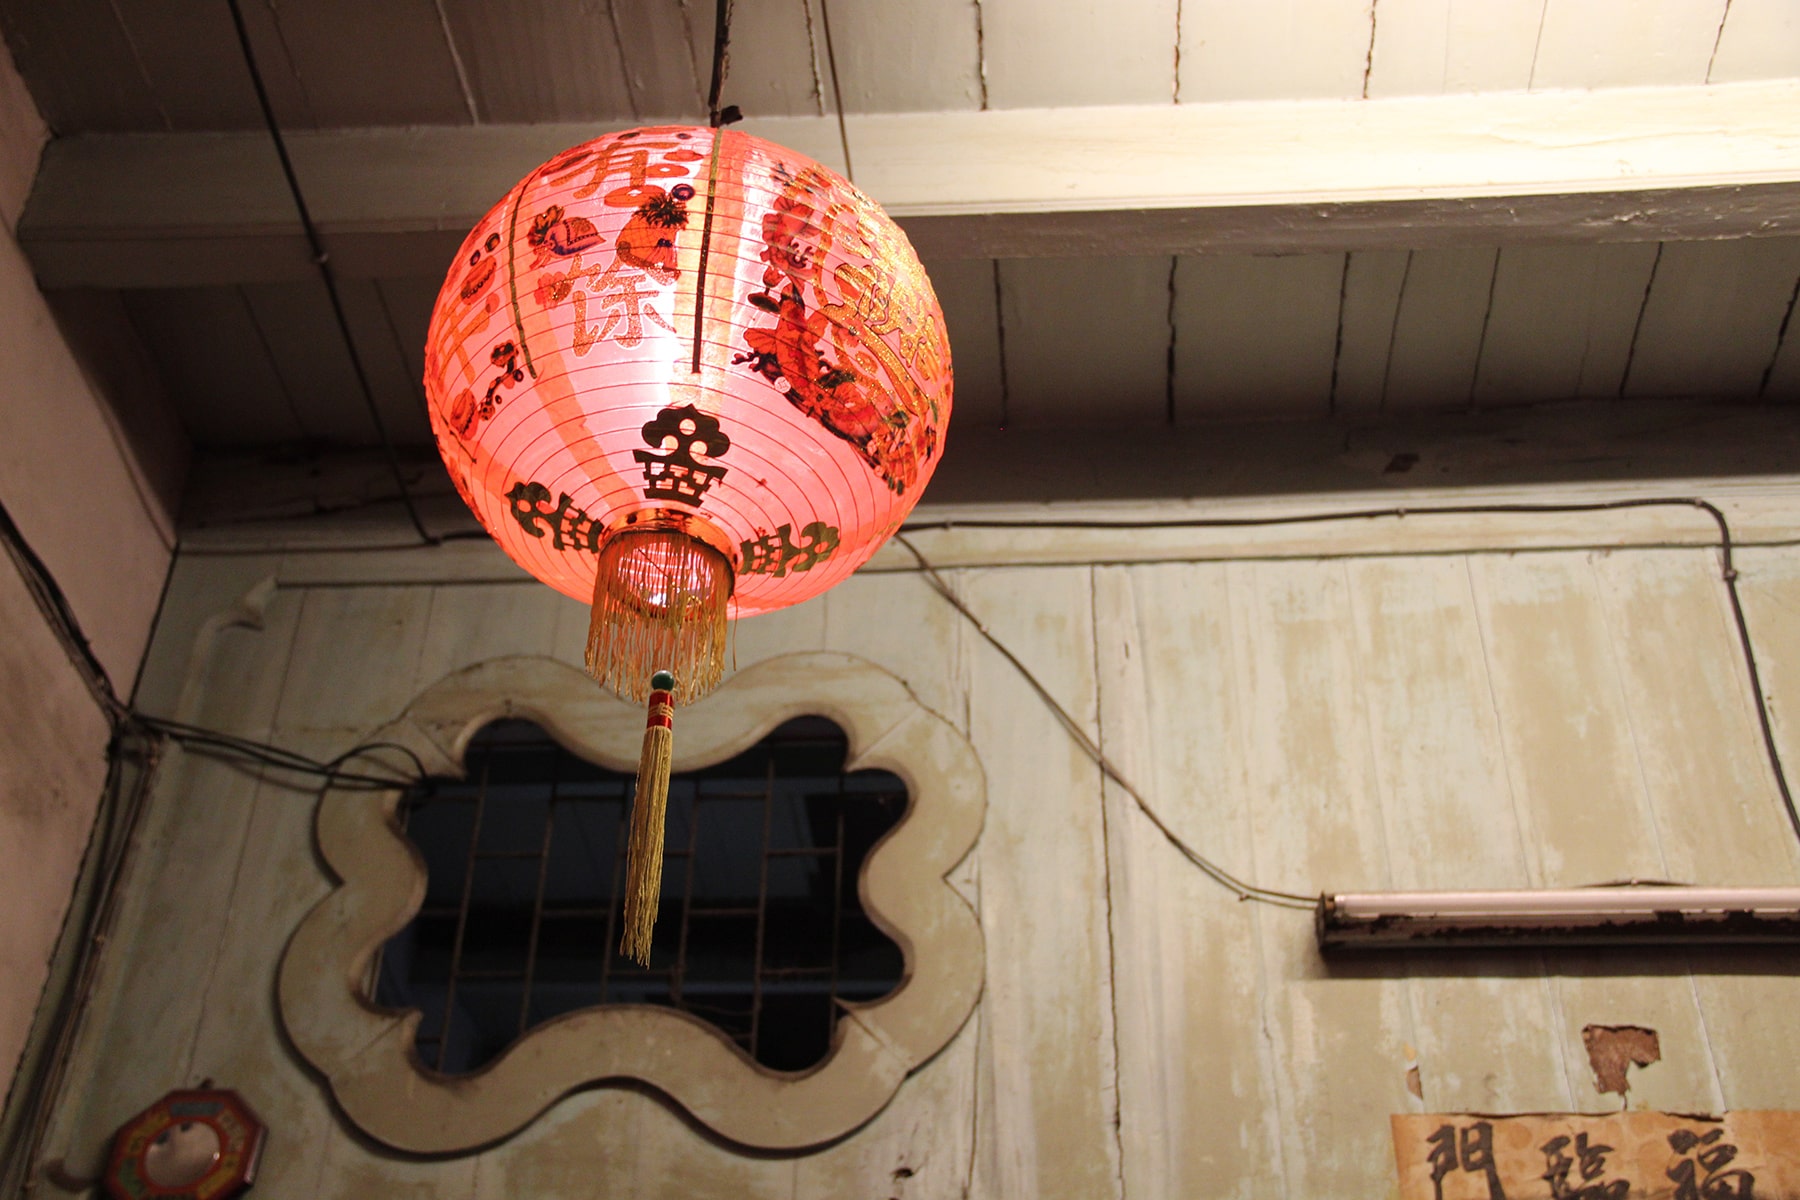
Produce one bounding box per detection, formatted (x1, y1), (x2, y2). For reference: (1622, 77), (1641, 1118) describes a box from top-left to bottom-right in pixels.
(0, 488), (429, 1192)
(0, 496), (126, 727)
(691, 0), (736, 372)
(1, 488), (427, 792)
(902, 497), (1800, 855)
(224, 0), (436, 547)
(817, 0), (854, 182)
(894, 533), (1314, 909)
(706, 0), (737, 127)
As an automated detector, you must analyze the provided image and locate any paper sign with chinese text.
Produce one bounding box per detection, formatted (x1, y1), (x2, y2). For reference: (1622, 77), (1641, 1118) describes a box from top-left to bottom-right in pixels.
(1393, 1111), (1800, 1199)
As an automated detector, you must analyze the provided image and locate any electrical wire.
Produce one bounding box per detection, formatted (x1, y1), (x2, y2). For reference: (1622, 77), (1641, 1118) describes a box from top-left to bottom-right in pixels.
(7, 476), (1799, 1172)
(3, 732), (162, 1199)
(1, 490), (426, 794)
(897, 495), (1800, 903)
(133, 715), (424, 791)
(223, 0), (436, 548)
(0, 491), (430, 1193)
(0, 497), (128, 728)
(894, 533), (1315, 909)
(817, 0), (854, 183)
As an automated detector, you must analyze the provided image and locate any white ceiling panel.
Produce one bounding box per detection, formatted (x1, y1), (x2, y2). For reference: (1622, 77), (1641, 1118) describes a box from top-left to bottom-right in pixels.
(264, 0), (473, 129)
(1708, 0), (1800, 84)
(1530, 0), (1727, 89)
(122, 287), (305, 447)
(239, 279), (431, 447)
(105, 0), (266, 129)
(1570, 246), (1666, 399)
(439, 1), (636, 124)
(821, 0), (982, 113)
(924, 258), (1005, 431)
(1471, 243), (1658, 405)
(982, 0), (1178, 108)
(335, 278), (434, 445)
(609, 0), (714, 119)
(1379, 246), (1499, 413)
(699, 0), (827, 118)
(1624, 238), (1800, 399)
(239, 281), (369, 444)
(998, 256), (1171, 427)
(0, 0), (165, 132)
(1764, 311), (1800, 400)
(1330, 249), (1410, 413)
(1365, 0), (1545, 97)
(1179, 0), (1371, 102)
(1172, 252), (1343, 421)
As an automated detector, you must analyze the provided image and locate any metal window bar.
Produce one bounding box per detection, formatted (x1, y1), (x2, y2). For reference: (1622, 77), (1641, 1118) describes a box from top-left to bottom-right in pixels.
(750, 755), (775, 1060)
(437, 755), (490, 1072)
(516, 748), (559, 1036)
(672, 791), (703, 1007)
(375, 718), (904, 1075)
(828, 771), (846, 1050)
(598, 803), (625, 1005)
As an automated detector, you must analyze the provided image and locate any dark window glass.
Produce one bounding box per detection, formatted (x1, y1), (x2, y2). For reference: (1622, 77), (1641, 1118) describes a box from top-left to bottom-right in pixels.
(372, 716), (908, 1074)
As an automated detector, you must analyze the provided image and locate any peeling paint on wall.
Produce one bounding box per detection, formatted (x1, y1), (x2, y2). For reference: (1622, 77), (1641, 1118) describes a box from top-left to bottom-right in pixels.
(1582, 1024), (1661, 1097)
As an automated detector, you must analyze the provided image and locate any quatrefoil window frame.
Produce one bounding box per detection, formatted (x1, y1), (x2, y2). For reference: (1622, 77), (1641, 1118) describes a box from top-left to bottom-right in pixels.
(277, 651), (985, 1153)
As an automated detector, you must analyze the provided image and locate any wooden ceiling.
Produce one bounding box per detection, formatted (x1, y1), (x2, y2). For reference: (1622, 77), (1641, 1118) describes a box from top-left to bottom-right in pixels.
(4, 0), (1799, 474)
(4, 0), (1793, 131)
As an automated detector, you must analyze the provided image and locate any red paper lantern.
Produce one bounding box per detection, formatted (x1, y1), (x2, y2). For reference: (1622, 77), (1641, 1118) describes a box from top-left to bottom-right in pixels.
(423, 125), (952, 962)
(424, 125), (952, 705)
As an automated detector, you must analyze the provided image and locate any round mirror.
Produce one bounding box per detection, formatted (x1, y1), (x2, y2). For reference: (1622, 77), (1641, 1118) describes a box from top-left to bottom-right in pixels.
(143, 1120), (221, 1188)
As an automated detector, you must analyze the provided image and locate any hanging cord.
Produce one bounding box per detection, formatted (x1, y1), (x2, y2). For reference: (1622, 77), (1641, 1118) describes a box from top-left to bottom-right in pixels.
(690, 0), (738, 373)
(817, 0), (854, 182)
(901, 496), (1800, 858)
(894, 533), (1315, 908)
(706, 0), (740, 127)
(223, 0), (436, 547)
(2, 490), (426, 790)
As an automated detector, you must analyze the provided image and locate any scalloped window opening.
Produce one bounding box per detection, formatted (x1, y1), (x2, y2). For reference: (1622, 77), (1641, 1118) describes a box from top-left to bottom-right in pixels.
(372, 716), (908, 1074)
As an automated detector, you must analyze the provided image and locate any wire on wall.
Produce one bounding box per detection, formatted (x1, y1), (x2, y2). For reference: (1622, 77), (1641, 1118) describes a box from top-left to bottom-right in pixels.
(894, 532), (1315, 910)
(898, 496), (1800, 896)
(0, 490), (428, 1194)
(6, 485), (1799, 1176)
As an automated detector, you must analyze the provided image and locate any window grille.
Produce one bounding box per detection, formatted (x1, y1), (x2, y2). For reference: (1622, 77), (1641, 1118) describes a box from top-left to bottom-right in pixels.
(372, 715), (907, 1074)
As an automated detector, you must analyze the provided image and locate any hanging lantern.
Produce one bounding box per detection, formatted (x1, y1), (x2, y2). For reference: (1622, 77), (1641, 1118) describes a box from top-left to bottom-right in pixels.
(423, 125), (952, 962)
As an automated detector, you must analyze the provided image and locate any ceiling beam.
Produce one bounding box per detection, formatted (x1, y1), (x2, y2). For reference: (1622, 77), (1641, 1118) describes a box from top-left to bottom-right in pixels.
(21, 79), (1800, 288)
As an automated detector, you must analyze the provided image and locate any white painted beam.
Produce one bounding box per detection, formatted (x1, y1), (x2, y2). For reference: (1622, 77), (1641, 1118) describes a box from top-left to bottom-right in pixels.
(20, 80), (1800, 287)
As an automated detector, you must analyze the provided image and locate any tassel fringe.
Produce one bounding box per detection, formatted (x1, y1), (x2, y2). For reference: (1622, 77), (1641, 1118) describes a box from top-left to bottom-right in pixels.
(586, 530), (729, 706)
(621, 673), (676, 966)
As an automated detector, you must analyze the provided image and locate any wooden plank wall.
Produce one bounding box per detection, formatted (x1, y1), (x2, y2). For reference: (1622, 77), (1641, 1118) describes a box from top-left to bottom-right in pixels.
(33, 499), (1800, 1199)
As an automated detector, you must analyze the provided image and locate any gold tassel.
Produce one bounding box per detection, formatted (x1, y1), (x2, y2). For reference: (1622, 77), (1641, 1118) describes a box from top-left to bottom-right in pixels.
(586, 529), (729, 706)
(621, 670), (676, 965)
(586, 529), (732, 965)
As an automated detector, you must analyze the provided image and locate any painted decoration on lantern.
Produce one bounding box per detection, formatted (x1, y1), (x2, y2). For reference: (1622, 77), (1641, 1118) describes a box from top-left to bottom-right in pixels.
(423, 125), (952, 618)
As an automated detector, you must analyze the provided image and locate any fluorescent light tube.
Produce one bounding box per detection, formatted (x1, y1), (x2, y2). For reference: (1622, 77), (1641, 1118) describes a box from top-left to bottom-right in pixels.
(1316, 886), (1800, 950)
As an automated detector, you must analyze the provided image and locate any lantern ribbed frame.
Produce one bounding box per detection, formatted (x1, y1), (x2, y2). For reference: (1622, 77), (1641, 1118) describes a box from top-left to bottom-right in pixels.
(423, 125), (953, 649)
